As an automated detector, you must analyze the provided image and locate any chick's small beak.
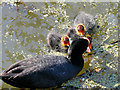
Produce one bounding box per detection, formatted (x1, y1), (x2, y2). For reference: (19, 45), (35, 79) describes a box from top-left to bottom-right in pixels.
(64, 39), (70, 46)
(86, 47), (90, 53)
(88, 43), (92, 49)
(86, 43), (92, 53)
(78, 30), (84, 36)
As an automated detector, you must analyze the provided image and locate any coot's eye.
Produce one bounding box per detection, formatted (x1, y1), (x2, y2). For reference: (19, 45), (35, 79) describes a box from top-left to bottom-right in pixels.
(76, 24), (85, 35)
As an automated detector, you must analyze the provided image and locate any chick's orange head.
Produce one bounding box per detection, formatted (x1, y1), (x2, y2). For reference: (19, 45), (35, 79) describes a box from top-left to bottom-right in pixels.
(76, 24), (85, 36)
(61, 35), (70, 47)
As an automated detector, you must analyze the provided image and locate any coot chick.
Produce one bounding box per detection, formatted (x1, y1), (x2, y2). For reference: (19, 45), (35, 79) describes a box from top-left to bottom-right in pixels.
(47, 32), (67, 53)
(47, 28), (85, 53)
(47, 11), (95, 53)
(74, 11), (96, 35)
(0, 38), (88, 88)
(47, 31), (91, 53)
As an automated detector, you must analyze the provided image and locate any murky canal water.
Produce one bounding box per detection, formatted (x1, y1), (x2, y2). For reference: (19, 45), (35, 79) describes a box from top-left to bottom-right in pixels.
(0, 1), (119, 89)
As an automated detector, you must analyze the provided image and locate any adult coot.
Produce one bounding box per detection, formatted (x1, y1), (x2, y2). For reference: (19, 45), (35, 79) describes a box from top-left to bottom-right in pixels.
(0, 38), (89, 88)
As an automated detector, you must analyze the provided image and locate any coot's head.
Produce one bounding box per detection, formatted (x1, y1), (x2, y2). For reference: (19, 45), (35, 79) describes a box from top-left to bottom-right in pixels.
(47, 32), (68, 52)
(68, 38), (88, 56)
(47, 32), (61, 49)
(76, 24), (85, 36)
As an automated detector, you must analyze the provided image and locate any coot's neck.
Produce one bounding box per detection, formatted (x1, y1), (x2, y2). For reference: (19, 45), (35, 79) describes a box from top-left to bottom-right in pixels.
(68, 54), (84, 67)
(67, 38), (88, 67)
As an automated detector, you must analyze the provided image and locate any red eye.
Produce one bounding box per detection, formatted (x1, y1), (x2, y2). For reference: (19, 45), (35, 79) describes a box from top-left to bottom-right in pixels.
(76, 25), (85, 35)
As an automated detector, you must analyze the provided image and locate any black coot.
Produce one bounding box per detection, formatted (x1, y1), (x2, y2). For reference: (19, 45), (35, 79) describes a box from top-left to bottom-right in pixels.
(0, 38), (88, 88)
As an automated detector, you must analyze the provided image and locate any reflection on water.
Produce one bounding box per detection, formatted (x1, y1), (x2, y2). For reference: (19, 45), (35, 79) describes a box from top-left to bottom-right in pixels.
(0, 1), (119, 89)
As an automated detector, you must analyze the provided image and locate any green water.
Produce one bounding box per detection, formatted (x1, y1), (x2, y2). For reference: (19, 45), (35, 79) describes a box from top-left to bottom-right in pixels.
(0, 1), (119, 89)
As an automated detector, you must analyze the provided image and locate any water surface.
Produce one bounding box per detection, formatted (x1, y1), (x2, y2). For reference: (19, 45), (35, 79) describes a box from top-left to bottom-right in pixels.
(0, 1), (119, 89)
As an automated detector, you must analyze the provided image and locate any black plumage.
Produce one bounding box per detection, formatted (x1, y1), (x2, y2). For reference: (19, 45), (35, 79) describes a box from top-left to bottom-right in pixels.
(0, 38), (88, 88)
